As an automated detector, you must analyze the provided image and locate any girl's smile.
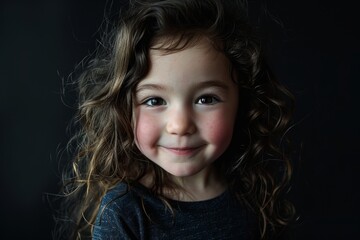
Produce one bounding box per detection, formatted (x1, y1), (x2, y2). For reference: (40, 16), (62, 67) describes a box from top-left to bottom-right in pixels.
(159, 145), (205, 157)
(133, 37), (239, 179)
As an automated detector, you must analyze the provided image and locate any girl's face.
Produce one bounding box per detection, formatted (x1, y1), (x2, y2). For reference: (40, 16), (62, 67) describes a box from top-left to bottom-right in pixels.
(133, 38), (239, 178)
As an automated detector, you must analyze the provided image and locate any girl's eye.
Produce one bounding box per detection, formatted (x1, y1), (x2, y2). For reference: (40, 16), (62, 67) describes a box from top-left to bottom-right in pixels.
(196, 95), (220, 105)
(143, 97), (166, 106)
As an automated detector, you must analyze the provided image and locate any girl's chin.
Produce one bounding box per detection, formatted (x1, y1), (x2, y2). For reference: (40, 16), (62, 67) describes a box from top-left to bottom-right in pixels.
(164, 164), (213, 179)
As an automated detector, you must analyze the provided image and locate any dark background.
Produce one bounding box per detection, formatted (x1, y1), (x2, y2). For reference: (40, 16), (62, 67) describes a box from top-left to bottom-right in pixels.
(1, 0), (359, 239)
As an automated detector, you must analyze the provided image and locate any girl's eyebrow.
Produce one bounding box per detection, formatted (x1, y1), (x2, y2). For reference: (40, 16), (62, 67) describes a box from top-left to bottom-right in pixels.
(136, 83), (166, 93)
(136, 80), (230, 93)
(196, 80), (230, 90)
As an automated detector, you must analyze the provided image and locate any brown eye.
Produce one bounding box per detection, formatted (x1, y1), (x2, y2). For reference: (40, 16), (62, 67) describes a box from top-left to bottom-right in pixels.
(196, 96), (219, 105)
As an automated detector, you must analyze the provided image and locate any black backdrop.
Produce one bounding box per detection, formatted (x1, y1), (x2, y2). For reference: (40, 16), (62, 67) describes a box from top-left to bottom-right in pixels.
(1, 0), (359, 239)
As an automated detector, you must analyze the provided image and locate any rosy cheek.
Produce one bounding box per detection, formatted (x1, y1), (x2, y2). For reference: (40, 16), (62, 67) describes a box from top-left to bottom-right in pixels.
(203, 113), (235, 147)
(135, 110), (160, 149)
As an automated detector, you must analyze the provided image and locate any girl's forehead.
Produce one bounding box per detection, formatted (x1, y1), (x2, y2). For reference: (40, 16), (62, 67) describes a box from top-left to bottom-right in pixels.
(138, 37), (234, 90)
(148, 38), (227, 66)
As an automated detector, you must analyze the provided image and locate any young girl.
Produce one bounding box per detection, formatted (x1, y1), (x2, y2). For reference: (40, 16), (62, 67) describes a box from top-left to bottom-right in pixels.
(59, 0), (295, 239)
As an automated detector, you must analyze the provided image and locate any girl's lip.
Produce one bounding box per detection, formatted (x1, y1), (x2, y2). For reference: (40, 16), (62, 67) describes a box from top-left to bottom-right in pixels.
(161, 146), (203, 156)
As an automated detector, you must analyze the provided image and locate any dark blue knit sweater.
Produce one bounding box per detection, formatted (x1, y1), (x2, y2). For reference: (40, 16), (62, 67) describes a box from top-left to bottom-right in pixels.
(93, 182), (258, 239)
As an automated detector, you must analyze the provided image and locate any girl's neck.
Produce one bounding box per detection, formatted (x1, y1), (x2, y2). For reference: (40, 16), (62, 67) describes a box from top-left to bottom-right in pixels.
(139, 165), (227, 202)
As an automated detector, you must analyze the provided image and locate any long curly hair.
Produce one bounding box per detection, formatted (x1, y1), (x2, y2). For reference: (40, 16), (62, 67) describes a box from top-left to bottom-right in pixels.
(57, 0), (295, 239)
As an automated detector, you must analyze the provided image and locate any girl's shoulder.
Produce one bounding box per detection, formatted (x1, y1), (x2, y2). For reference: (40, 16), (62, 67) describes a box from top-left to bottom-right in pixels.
(94, 182), (160, 239)
(99, 181), (155, 212)
(100, 182), (129, 203)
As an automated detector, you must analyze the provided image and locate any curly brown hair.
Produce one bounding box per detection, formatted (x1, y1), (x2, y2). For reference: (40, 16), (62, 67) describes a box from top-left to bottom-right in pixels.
(57, 0), (295, 239)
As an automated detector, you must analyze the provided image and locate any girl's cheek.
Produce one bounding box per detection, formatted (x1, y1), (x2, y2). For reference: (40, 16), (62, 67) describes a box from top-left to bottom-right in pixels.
(135, 110), (161, 147)
(203, 112), (236, 146)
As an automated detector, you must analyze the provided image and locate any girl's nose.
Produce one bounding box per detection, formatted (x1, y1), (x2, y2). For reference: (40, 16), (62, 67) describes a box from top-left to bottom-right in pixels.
(166, 107), (196, 136)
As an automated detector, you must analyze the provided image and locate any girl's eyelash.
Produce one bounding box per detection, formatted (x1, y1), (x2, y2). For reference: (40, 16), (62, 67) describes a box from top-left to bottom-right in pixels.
(196, 95), (221, 105)
(142, 97), (166, 106)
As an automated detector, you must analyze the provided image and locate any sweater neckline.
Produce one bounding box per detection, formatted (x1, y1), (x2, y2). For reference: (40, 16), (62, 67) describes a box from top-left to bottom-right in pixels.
(132, 181), (230, 210)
